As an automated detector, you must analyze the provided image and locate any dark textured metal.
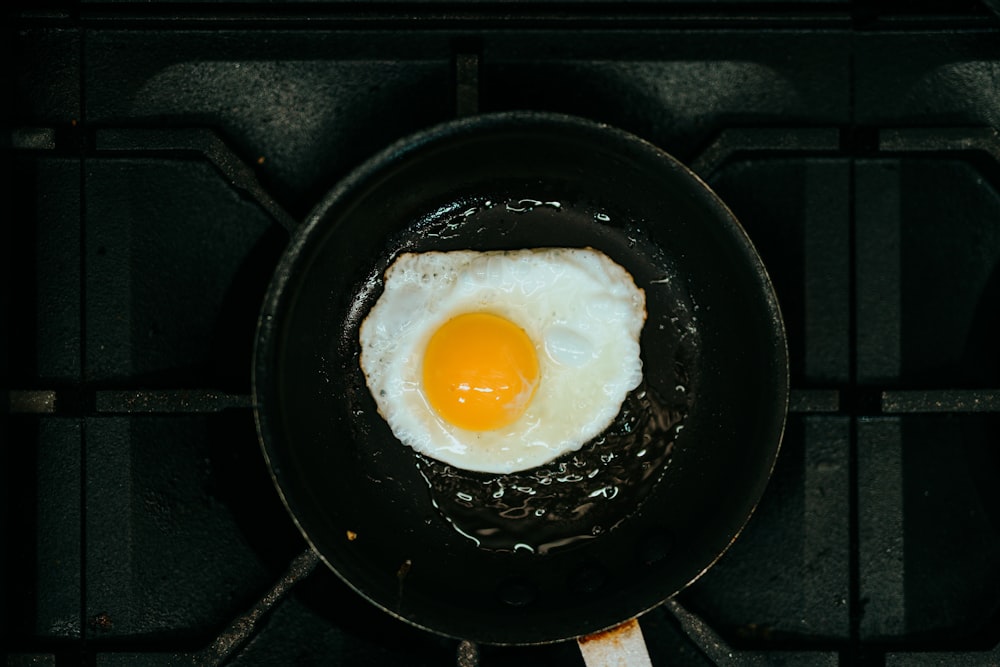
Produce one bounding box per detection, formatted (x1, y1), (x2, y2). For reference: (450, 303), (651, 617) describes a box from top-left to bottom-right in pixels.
(11, 127), (57, 150)
(5, 656), (57, 666)
(860, 415), (1000, 642)
(93, 655), (189, 666)
(455, 52), (480, 118)
(9, 390), (253, 414)
(95, 128), (297, 232)
(879, 127), (1000, 161)
(11, 26), (80, 123)
(85, 548), (329, 667)
(801, 160), (851, 384)
(789, 389), (841, 413)
(192, 549), (320, 666)
(690, 128), (841, 178)
(94, 390), (251, 413)
(855, 160), (902, 385)
(664, 600), (839, 666)
(84, 30), (453, 219)
(6, 418), (83, 639)
(855, 155), (1000, 388)
(83, 156), (281, 388)
(857, 418), (905, 640)
(684, 415), (851, 642)
(8, 157), (82, 384)
(882, 389), (1000, 413)
(856, 33), (1000, 129)
(481, 32), (850, 162)
(707, 157), (852, 389)
(83, 414), (297, 640)
(885, 643), (1000, 666)
(8, 390), (58, 413)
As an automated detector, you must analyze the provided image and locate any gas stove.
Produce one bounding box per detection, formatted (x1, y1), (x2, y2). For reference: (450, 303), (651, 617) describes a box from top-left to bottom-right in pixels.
(5, 2), (1000, 665)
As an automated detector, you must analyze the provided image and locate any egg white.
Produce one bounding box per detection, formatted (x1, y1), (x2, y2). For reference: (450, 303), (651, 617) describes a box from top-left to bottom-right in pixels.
(358, 247), (646, 474)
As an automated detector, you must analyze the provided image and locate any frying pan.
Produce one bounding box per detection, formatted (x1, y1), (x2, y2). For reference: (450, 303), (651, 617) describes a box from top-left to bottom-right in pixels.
(253, 111), (788, 645)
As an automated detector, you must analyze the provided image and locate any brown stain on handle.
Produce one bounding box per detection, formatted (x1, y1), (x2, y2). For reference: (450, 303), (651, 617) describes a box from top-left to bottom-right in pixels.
(577, 618), (653, 667)
(577, 617), (641, 646)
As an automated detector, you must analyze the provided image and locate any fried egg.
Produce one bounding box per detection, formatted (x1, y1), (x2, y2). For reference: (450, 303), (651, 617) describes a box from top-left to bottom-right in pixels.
(359, 248), (646, 474)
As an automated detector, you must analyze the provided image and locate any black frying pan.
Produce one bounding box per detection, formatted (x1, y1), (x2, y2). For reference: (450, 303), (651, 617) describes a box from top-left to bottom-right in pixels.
(253, 111), (788, 645)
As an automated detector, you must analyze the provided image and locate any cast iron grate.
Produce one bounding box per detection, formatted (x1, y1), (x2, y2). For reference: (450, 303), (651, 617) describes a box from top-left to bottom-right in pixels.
(5, 4), (1000, 666)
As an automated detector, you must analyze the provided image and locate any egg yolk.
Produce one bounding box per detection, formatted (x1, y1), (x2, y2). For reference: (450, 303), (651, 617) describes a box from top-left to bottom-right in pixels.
(422, 312), (539, 431)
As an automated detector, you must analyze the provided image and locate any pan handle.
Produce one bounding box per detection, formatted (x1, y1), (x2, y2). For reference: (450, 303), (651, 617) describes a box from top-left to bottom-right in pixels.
(577, 618), (654, 667)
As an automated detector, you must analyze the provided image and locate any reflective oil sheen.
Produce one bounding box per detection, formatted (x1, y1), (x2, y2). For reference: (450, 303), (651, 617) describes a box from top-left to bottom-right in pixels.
(415, 379), (688, 555)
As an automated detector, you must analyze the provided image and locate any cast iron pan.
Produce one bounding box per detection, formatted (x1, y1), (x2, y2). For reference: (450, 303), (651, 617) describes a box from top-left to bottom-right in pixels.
(253, 111), (788, 645)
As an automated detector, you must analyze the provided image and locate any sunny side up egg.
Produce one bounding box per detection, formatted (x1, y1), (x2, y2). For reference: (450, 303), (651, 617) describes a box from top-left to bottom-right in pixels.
(358, 247), (647, 474)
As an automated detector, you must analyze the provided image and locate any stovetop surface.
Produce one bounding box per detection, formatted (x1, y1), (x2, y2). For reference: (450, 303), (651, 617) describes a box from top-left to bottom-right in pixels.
(5, 2), (1000, 665)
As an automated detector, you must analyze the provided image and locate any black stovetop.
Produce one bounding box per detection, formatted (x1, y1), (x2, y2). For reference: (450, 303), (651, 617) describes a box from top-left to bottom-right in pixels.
(5, 2), (1000, 665)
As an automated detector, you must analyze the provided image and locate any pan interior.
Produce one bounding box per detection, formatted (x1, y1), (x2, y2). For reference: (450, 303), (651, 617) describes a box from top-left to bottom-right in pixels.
(255, 114), (788, 644)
